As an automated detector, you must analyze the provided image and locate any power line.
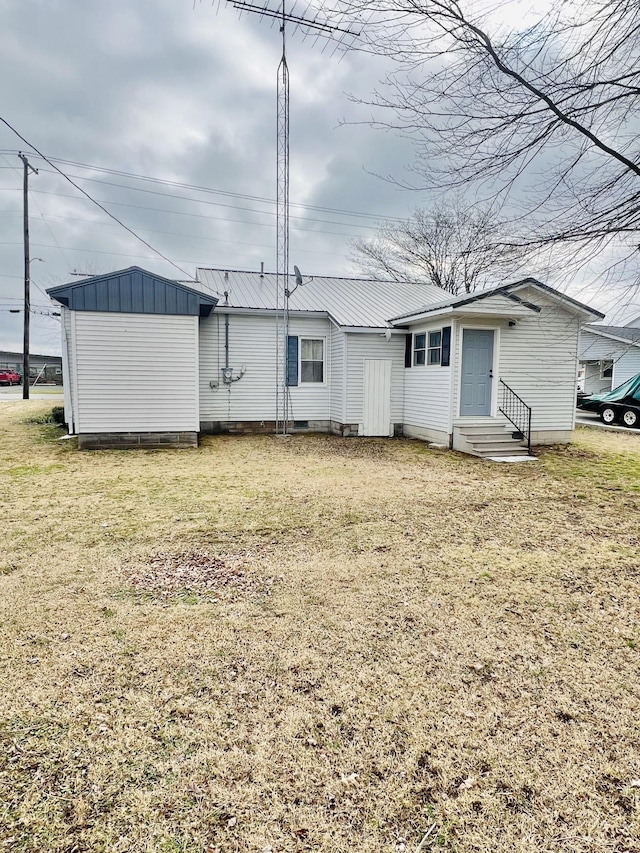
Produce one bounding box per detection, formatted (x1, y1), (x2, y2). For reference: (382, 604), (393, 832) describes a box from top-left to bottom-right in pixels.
(5, 187), (371, 240)
(0, 240), (352, 267)
(0, 208), (353, 258)
(0, 119), (192, 278)
(34, 168), (386, 231)
(0, 149), (408, 224)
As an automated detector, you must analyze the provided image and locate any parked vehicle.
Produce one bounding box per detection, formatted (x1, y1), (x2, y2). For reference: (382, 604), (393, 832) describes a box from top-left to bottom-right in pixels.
(577, 373), (640, 427)
(0, 368), (21, 386)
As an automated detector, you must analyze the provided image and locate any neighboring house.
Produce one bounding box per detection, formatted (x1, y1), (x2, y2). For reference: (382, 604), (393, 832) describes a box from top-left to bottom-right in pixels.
(47, 266), (604, 456)
(0, 350), (63, 383)
(578, 325), (640, 395)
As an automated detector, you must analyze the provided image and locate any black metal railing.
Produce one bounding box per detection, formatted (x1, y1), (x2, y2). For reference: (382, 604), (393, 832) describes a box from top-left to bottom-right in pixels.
(499, 379), (532, 454)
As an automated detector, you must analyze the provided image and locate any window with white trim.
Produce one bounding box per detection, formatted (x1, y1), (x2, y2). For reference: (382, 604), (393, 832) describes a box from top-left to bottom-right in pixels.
(600, 360), (613, 379)
(413, 333), (426, 366)
(410, 327), (451, 367)
(300, 338), (324, 383)
(428, 330), (442, 365)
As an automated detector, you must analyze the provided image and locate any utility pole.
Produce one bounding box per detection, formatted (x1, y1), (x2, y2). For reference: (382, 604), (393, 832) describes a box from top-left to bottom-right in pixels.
(18, 153), (38, 400)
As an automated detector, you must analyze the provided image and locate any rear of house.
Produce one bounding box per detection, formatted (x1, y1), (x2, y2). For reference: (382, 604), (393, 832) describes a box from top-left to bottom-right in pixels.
(196, 269), (438, 438)
(49, 267), (603, 456)
(393, 280), (602, 455)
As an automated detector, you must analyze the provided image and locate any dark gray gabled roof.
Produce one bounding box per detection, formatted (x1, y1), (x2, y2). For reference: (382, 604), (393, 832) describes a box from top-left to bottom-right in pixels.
(585, 324), (640, 344)
(47, 266), (218, 317)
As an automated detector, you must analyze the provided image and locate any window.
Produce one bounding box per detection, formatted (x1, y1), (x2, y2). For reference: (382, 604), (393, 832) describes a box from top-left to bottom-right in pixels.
(428, 331), (442, 365)
(408, 327), (451, 368)
(601, 360), (613, 379)
(301, 338), (324, 383)
(413, 333), (426, 366)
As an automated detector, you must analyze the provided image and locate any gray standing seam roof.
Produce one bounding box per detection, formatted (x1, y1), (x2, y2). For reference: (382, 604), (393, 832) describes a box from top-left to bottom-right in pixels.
(47, 267), (218, 317)
(196, 268), (447, 327)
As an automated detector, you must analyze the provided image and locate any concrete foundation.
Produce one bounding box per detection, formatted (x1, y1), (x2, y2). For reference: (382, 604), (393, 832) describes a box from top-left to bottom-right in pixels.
(200, 419), (361, 436)
(78, 431), (198, 450)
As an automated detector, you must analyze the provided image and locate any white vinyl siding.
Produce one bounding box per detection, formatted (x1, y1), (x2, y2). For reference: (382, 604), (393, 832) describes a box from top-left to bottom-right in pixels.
(199, 313), (276, 421)
(579, 330), (624, 361)
(404, 321), (452, 433)
(345, 333), (405, 425)
(329, 325), (345, 423)
(199, 313), (331, 422)
(73, 312), (198, 432)
(455, 294), (533, 317)
(492, 289), (582, 431)
(613, 350), (640, 385)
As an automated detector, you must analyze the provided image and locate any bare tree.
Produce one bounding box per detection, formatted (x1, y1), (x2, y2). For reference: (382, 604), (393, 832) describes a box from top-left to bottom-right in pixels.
(352, 202), (523, 293)
(330, 0), (640, 284)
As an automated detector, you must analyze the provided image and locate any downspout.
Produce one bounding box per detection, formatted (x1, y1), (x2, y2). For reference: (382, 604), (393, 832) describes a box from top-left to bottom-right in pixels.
(60, 308), (74, 434)
(224, 305), (229, 370)
(224, 273), (229, 371)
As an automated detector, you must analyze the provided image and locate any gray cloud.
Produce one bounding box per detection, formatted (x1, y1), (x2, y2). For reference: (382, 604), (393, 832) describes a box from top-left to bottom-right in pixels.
(0, 0), (636, 355)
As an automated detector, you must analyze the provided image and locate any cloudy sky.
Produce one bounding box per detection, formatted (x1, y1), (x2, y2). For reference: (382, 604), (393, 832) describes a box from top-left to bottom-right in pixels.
(0, 0), (637, 355)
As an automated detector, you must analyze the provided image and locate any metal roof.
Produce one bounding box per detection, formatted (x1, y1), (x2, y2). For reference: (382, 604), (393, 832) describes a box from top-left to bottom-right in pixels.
(390, 278), (605, 322)
(48, 267), (218, 317)
(196, 268), (447, 328)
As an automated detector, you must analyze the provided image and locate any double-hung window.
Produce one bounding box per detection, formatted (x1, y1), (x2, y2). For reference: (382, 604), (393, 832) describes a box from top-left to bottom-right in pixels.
(428, 331), (442, 365)
(301, 338), (324, 383)
(407, 327), (451, 369)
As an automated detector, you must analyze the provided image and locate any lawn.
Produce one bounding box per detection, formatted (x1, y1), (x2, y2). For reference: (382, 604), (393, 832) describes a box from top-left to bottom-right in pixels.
(1, 402), (639, 853)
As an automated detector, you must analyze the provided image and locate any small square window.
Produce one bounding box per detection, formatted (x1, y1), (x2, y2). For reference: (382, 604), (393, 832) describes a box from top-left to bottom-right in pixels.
(601, 360), (613, 379)
(301, 338), (324, 383)
(413, 333), (426, 366)
(428, 331), (442, 365)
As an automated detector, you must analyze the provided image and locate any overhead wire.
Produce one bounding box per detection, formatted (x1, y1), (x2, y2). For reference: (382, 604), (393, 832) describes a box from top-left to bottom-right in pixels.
(0, 118), (193, 278)
(0, 151), (405, 224)
(33, 168), (387, 231)
(5, 187), (371, 240)
(0, 208), (353, 258)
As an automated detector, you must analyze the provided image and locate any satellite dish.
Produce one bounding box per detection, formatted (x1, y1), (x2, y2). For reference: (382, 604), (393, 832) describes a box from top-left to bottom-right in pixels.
(294, 265), (303, 288)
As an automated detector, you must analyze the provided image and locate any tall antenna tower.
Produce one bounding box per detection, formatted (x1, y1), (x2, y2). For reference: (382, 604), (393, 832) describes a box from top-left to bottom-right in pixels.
(228, 0), (357, 433)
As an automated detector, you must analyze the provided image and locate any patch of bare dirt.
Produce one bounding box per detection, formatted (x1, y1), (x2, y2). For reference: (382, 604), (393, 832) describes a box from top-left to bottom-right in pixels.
(282, 434), (396, 459)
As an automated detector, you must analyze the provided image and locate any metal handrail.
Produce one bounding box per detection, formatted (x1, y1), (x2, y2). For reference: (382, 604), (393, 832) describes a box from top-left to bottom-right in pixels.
(498, 379), (532, 455)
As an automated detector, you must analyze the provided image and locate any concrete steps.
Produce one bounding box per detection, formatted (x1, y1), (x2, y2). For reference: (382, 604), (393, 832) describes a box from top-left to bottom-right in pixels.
(457, 423), (530, 458)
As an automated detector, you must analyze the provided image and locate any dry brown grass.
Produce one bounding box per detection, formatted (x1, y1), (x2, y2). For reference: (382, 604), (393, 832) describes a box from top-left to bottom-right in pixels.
(1, 401), (639, 853)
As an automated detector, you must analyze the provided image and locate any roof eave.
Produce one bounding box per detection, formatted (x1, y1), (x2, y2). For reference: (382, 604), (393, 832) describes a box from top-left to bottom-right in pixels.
(581, 327), (640, 347)
(507, 280), (605, 320)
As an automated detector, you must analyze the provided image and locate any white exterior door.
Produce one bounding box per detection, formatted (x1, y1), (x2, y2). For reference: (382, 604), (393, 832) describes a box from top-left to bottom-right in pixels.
(363, 359), (392, 436)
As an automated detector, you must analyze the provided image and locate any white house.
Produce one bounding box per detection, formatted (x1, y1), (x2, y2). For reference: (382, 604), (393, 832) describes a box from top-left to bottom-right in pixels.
(578, 324), (640, 395)
(48, 266), (604, 456)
